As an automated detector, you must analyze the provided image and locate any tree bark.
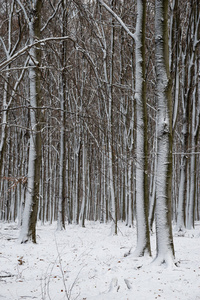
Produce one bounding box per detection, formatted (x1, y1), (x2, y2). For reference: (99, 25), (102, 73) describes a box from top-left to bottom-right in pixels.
(134, 0), (151, 257)
(154, 0), (175, 265)
(19, 0), (42, 243)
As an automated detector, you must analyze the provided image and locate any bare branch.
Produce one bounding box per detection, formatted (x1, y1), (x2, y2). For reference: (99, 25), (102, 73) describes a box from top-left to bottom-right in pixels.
(41, 0), (63, 32)
(97, 0), (136, 41)
(0, 36), (75, 70)
(15, 0), (29, 24)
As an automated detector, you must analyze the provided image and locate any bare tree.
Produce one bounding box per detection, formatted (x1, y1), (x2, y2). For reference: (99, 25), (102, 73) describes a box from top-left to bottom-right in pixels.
(134, 0), (151, 256)
(154, 0), (175, 265)
(18, 0), (43, 243)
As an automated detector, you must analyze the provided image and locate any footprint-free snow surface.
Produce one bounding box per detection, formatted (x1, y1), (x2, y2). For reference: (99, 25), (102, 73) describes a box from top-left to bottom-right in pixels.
(0, 221), (200, 300)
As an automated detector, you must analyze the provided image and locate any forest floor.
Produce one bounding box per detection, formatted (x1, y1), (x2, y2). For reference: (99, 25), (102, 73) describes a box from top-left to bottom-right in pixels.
(0, 221), (200, 300)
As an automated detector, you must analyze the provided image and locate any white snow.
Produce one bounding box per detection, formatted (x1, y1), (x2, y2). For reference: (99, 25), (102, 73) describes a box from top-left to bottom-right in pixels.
(0, 221), (200, 300)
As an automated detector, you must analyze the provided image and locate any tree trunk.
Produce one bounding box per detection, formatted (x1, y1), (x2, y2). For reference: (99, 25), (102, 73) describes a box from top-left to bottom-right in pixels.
(57, 1), (68, 230)
(154, 0), (175, 265)
(134, 0), (151, 257)
(19, 0), (42, 243)
(80, 139), (87, 227)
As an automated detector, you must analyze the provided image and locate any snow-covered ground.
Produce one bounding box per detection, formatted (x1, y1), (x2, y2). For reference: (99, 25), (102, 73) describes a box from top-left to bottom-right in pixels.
(0, 221), (200, 300)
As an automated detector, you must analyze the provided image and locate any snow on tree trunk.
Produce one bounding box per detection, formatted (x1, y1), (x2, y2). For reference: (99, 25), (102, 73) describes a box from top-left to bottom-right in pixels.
(187, 148), (196, 229)
(57, 33), (67, 230)
(128, 158), (132, 227)
(100, 6), (116, 230)
(19, 0), (42, 243)
(176, 154), (187, 231)
(57, 86), (66, 230)
(154, 0), (175, 265)
(0, 76), (8, 176)
(134, 0), (151, 257)
(187, 5), (200, 229)
(109, 7), (116, 232)
(187, 61), (199, 229)
(80, 139), (86, 227)
(149, 134), (157, 232)
(176, 36), (190, 231)
(176, 88), (189, 231)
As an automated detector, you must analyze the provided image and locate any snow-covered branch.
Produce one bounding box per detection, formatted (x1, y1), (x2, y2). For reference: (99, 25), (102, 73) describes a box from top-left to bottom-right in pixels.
(15, 0), (29, 24)
(41, 0), (62, 32)
(97, 0), (136, 41)
(0, 36), (75, 70)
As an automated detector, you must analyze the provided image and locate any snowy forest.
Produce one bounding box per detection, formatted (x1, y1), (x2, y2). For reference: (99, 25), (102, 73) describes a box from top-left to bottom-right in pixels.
(1, 1), (200, 299)
(0, 0), (200, 265)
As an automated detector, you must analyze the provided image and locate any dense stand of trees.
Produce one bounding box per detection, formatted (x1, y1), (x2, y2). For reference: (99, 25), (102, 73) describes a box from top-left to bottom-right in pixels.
(0, 0), (200, 263)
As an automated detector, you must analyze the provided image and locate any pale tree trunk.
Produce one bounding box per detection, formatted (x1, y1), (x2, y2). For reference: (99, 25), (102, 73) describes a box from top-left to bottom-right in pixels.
(108, 3), (116, 232)
(176, 15), (191, 231)
(187, 138), (196, 229)
(187, 62), (200, 229)
(176, 153), (187, 230)
(100, 138), (105, 223)
(134, 0), (151, 257)
(100, 2), (116, 231)
(57, 81), (66, 230)
(176, 53), (189, 230)
(124, 161), (128, 225)
(149, 133), (157, 232)
(57, 0), (68, 230)
(127, 158), (133, 227)
(19, 0), (42, 243)
(177, 1), (200, 230)
(121, 107), (128, 225)
(102, 139), (107, 222)
(154, 0), (175, 265)
(80, 139), (87, 227)
(75, 140), (81, 224)
(187, 2), (200, 229)
(119, 27), (126, 224)
(170, 0), (180, 132)
(0, 75), (9, 177)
